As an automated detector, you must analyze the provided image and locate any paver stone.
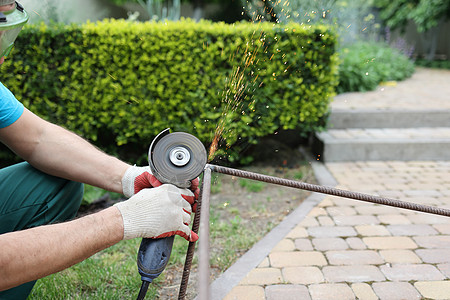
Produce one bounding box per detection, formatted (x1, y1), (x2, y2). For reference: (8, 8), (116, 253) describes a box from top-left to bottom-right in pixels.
(414, 281), (450, 299)
(309, 284), (355, 300)
(372, 282), (421, 299)
(265, 285), (311, 300)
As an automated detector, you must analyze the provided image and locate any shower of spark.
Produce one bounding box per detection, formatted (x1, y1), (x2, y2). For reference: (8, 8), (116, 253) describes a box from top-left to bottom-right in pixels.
(208, 0), (290, 161)
(208, 34), (264, 161)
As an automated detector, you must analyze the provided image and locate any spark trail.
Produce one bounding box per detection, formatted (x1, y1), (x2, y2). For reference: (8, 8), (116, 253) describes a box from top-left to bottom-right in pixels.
(208, 2), (286, 161)
(208, 27), (268, 161)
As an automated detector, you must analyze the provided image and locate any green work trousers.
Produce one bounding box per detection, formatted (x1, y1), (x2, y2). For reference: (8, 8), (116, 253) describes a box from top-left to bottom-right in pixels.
(0, 162), (84, 300)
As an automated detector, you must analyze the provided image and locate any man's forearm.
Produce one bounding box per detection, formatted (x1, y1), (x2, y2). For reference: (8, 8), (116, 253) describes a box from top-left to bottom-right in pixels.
(0, 109), (130, 194)
(28, 121), (130, 194)
(0, 207), (123, 291)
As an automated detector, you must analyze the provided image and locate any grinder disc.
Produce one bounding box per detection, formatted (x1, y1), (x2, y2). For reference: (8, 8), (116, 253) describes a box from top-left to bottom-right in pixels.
(149, 131), (207, 188)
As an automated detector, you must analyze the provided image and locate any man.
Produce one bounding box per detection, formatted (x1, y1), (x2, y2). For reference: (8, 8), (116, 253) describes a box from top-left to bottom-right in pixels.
(0, 1), (199, 298)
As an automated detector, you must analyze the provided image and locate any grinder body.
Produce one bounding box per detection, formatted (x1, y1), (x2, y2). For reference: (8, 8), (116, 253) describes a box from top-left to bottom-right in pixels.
(136, 129), (207, 299)
(137, 236), (175, 282)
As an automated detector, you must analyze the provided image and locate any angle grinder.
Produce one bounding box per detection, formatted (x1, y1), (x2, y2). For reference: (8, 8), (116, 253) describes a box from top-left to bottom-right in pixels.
(136, 128), (207, 300)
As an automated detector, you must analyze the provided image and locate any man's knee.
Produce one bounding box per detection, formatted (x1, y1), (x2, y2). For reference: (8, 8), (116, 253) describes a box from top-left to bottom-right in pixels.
(53, 180), (84, 222)
(35, 178), (84, 226)
(0, 165), (84, 299)
(0, 162), (84, 231)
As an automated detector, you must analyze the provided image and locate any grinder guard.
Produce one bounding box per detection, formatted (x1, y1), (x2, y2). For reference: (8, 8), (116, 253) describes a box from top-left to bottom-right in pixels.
(148, 128), (207, 188)
(148, 128), (170, 183)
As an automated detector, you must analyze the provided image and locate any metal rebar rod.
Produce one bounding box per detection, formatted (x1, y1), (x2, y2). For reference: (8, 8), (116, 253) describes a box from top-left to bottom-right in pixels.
(198, 167), (212, 300)
(207, 164), (450, 217)
(178, 179), (205, 300)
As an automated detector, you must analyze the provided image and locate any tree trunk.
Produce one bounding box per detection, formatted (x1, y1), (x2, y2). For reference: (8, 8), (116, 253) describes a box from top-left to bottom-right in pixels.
(425, 28), (438, 61)
(421, 18), (444, 61)
(193, 0), (203, 21)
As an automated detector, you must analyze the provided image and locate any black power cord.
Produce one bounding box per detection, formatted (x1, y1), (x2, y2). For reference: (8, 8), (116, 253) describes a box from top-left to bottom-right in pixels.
(136, 280), (150, 300)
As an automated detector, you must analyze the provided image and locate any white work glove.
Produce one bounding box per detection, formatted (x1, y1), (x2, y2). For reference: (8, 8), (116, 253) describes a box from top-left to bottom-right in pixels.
(121, 165), (201, 210)
(122, 166), (162, 198)
(114, 184), (199, 242)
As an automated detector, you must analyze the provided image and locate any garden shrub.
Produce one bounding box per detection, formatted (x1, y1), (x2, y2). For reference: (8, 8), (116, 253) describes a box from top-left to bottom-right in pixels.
(337, 41), (415, 93)
(1, 19), (338, 165)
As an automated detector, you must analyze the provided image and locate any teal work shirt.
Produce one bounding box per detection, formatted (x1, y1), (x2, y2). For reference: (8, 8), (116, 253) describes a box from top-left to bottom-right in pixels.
(0, 82), (24, 128)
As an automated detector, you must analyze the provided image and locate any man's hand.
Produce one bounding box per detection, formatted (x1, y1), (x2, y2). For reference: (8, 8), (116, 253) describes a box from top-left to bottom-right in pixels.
(114, 184), (199, 242)
(121, 166), (200, 209)
(121, 166), (162, 198)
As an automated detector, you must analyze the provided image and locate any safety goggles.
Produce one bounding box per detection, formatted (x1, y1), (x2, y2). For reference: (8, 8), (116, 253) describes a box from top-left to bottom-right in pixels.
(0, 1), (28, 58)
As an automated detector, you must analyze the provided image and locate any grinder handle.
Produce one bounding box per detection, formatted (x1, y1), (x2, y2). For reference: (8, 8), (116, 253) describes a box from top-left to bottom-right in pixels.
(137, 236), (175, 283)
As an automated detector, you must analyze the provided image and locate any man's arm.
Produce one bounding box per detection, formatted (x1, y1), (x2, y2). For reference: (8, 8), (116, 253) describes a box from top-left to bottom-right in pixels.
(0, 207), (123, 291)
(0, 185), (197, 291)
(0, 108), (130, 193)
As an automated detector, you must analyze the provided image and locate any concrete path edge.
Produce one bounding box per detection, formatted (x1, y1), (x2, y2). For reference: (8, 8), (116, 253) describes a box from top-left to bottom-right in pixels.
(206, 156), (337, 300)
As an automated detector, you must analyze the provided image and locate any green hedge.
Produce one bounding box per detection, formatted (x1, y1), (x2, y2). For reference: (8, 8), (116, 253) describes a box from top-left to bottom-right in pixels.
(1, 19), (338, 164)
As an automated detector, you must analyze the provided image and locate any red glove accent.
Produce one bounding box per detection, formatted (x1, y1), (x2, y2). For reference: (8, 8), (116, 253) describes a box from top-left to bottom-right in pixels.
(190, 177), (200, 212)
(135, 174), (199, 200)
(181, 193), (195, 206)
(134, 172), (162, 194)
(155, 230), (199, 242)
(191, 177), (200, 192)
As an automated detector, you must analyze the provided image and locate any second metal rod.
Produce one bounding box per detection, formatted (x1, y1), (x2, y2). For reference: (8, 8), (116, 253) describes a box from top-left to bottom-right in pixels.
(198, 167), (212, 300)
(178, 178), (204, 300)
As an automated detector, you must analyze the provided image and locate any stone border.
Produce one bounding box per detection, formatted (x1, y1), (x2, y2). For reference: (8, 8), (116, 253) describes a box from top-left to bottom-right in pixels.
(204, 153), (337, 300)
(329, 109), (450, 129)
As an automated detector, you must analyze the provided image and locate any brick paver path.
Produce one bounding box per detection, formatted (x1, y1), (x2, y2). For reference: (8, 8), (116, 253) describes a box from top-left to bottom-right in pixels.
(225, 161), (450, 299)
(218, 68), (450, 299)
(331, 68), (450, 111)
